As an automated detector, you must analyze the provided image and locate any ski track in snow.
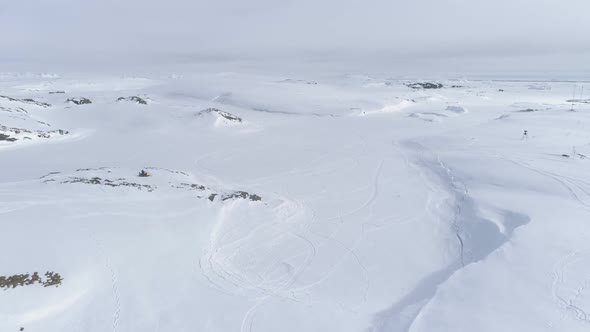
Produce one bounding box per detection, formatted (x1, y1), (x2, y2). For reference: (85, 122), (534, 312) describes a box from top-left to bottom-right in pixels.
(88, 231), (121, 332)
(498, 156), (590, 213)
(238, 215), (319, 332)
(200, 146), (384, 332)
(198, 190), (323, 318)
(549, 250), (590, 330)
(465, 152), (590, 330)
(239, 158), (390, 332)
(488, 154), (590, 328)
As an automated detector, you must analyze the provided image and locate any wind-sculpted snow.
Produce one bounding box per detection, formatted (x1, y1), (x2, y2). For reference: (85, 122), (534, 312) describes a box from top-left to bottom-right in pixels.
(1, 74), (590, 332)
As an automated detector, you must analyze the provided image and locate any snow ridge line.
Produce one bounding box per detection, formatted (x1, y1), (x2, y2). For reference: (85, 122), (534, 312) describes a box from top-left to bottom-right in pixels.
(368, 141), (469, 332)
(436, 154), (468, 267)
(370, 140), (530, 332)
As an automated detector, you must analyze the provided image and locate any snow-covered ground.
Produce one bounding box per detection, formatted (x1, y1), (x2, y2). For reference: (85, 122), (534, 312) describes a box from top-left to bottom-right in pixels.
(1, 72), (590, 332)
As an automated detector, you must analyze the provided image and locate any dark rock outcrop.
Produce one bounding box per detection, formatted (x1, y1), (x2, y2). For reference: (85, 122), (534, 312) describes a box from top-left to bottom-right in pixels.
(209, 191), (262, 202)
(117, 96), (147, 105)
(42, 168), (261, 203)
(516, 109), (542, 113)
(0, 124), (69, 142)
(0, 95), (51, 108)
(66, 97), (92, 105)
(0, 106), (27, 114)
(566, 99), (590, 104)
(175, 183), (206, 191)
(0, 133), (17, 142)
(197, 108), (243, 122)
(61, 176), (155, 192)
(0, 271), (63, 289)
(405, 82), (444, 89)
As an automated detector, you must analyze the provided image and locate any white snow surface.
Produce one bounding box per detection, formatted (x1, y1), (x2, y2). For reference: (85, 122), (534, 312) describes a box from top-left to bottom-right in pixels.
(1, 72), (590, 332)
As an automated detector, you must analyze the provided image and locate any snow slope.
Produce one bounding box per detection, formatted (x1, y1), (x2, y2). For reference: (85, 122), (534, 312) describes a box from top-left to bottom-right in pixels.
(1, 72), (590, 332)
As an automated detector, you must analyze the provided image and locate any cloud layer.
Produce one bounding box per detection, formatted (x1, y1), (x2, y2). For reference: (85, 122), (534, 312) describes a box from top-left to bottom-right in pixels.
(2, 0), (589, 73)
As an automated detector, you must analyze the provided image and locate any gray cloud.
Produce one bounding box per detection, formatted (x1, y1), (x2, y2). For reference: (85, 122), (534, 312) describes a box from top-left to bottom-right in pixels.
(2, 0), (589, 74)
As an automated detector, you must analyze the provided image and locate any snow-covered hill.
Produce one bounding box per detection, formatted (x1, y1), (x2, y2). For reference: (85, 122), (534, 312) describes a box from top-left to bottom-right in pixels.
(1, 72), (590, 332)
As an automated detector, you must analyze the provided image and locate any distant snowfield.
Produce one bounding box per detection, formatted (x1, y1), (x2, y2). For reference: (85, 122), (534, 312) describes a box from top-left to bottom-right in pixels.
(1, 71), (590, 332)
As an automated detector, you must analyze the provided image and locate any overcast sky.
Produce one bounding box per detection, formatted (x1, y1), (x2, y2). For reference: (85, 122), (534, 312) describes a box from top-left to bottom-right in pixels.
(2, 0), (589, 73)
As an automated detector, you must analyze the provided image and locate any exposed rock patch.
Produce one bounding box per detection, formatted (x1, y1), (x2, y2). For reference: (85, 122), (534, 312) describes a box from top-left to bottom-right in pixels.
(0, 95), (51, 108)
(567, 99), (590, 104)
(197, 108), (243, 123)
(0, 106), (27, 114)
(222, 191), (262, 202)
(41, 168), (262, 203)
(174, 183), (206, 191)
(146, 167), (189, 176)
(66, 97), (92, 105)
(61, 176), (155, 192)
(117, 96), (148, 105)
(405, 82), (444, 89)
(209, 191), (262, 202)
(0, 124), (69, 143)
(279, 79), (318, 85)
(76, 167), (112, 172)
(39, 171), (61, 179)
(1, 271), (63, 289)
(0, 133), (17, 142)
